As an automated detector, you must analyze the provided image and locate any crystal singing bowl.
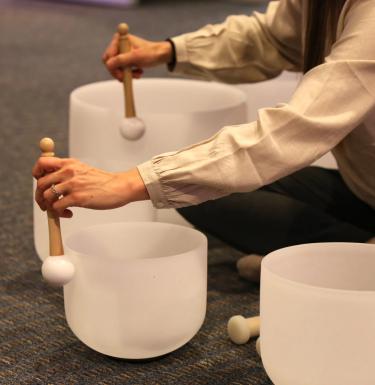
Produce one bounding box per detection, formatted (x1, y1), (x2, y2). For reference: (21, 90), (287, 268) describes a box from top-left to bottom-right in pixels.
(34, 78), (247, 260)
(43, 222), (208, 359)
(260, 243), (375, 385)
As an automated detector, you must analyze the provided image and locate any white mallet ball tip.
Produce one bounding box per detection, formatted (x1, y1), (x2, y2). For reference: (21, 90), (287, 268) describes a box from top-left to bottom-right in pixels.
(256, 337), (261, 356)
(41, 256), (75, 286)
(227, 315), (251, 344)
(119, 117), (146, 141)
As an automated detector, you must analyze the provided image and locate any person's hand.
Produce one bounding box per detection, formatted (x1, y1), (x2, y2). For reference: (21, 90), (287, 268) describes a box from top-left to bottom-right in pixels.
(32, 157), (149, 218)
(102, 33), (172, 81)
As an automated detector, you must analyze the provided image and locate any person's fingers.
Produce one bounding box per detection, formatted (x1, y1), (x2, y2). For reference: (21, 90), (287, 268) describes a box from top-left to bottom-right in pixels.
(102, 33), (120, 63)
(132, 68), (144, 79)
(111, 67), (143, 81)
(60, 209), (73, 218)
(35, 186), (47, 211)
(37, 171), (65, 193)
(35, 186), (72, 218)
(52, 192), (83, 215)
(42, 181), (71, 205)
(35, 181), (72, 218)
(111, 68), (124, 82)
(106, 52), (137, 71)
(106, 55), (122, 71)
(32, 157), (64, 179)
(37, 178), (73, 218)
(34, 158), (74, 209)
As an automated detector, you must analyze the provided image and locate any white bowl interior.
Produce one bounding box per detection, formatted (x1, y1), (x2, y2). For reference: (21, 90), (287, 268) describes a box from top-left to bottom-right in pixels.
(263, 243), (375, 291)
(65, 221), (205, 261)
(71, 78), (247, 114)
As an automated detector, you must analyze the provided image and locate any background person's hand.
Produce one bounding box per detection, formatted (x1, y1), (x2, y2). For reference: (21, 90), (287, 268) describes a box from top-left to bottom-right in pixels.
(33, 157), (149, 218)
(102, 33), (173, 81)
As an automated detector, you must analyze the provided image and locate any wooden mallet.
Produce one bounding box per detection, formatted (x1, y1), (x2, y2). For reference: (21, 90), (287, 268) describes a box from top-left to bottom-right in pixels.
(117, 23), (146, 140)
(39, 138), (75, 286)
(256, 336), (261, 356)
(227, 315), (260, 345)
(39, 137), (64, 256)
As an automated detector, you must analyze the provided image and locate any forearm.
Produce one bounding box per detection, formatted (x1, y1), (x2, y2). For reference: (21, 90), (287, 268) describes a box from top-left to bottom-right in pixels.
(138, 60), (375, 209)
(169, 1), (302, 83)
(33, 158), (150, 217)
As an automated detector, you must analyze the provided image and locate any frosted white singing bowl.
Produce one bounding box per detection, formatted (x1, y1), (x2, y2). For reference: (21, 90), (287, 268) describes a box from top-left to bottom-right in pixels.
(69, 78), (247, 164)
(69, 78), (247, 226)
(44, 222), (207, 359)
(260, 243), (375, 385)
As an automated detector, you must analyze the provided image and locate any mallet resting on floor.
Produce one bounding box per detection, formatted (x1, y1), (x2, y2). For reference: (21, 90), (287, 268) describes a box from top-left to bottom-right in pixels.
(227, 315), (260, 345)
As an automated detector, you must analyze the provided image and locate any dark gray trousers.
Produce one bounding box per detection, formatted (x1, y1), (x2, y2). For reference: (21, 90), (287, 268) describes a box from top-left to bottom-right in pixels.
(178, 167), (375, 255)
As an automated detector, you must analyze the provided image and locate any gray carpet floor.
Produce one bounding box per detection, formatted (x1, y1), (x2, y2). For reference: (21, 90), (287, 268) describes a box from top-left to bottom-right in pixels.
(0, 0), (273, 383)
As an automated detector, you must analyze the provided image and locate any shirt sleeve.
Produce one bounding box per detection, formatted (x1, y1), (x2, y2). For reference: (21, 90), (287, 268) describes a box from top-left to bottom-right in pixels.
(170, 0), (303, 83)
(137, 0), (375, 209)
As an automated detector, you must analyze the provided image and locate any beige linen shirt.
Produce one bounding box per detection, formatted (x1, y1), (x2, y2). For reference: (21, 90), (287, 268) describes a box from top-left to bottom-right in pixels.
(137, 0), (375, 209)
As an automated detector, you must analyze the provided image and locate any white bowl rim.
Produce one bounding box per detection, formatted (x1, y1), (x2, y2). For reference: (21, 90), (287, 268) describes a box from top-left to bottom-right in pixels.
(261, 242), (375, 295)
(70, 78), (247, 114)
(64, 220), (207, 261)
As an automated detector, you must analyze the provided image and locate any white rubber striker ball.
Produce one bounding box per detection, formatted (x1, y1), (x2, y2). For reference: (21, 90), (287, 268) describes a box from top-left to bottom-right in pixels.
(41, 256), (75, 286)
(119, 117), (146, 140)
(227, 315), (251, 344)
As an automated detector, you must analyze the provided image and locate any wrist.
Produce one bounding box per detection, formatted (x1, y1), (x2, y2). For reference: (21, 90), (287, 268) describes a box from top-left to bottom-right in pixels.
(157, 41), (173, 64)
(118, 168), (149, 203)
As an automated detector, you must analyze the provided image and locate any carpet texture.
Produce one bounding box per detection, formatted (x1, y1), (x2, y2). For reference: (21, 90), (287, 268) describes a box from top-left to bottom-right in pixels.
(0, 0), (272, 383)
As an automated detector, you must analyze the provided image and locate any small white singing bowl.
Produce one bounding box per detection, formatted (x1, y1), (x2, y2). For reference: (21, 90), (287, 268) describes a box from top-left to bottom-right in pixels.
(260, 242), (375, 385)
(46, 222), (208, 360)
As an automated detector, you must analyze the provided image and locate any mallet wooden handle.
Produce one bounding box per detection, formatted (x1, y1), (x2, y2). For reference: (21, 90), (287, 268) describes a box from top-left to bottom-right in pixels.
(118, 23), (136, 118)
(39, 137), (64, 256)
(247, 316), (260, 336)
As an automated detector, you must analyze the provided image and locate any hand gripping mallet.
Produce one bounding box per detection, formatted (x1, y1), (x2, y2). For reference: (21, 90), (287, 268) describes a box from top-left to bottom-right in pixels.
(39, 138), (75, 286)
(117, 23), (146, 140)
(227, 315), (260, 345)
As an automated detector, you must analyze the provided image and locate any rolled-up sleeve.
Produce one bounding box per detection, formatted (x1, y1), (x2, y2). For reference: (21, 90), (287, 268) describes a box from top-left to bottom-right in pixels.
(138, 0), (375, 209)
(171, 0), (303, 83)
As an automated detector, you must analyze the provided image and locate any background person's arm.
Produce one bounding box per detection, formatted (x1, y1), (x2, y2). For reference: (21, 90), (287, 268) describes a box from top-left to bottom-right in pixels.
(137, 0), (375, 209)
(170, 0), (303, 83)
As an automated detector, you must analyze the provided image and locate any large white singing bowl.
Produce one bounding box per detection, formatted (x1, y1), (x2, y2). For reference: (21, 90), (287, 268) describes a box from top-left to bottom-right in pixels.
(43, 222), (208, 359)
(33, 78), (246, 260)
(260, 243), (375, 385)
(69, 78), (247, 226)
(69, 78), (247, 164)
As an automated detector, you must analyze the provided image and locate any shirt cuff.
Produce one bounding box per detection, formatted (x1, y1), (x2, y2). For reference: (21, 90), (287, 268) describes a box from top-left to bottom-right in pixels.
(137, 161), (169, 209)
(170, 35), (190, 71)
(165, 38), (176, 71)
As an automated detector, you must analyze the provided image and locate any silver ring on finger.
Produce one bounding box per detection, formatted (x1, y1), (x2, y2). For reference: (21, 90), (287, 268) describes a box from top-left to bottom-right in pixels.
(50, 184), (63, 200)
